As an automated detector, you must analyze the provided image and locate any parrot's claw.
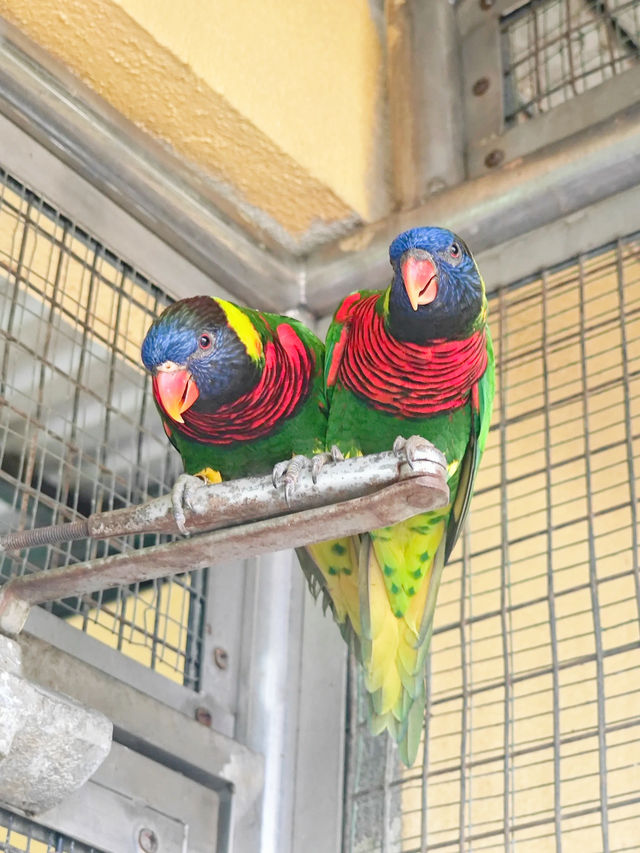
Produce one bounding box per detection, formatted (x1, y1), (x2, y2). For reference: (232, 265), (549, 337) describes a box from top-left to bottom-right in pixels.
(310, 445), (344, 484)
(171, 473), (209, 536)
(330, 444), (345, 462)
(273, 447), (344, 502)
(272, 460), (288, 489)
(272, 455), (310, 506)
(393, 435), (436, 469)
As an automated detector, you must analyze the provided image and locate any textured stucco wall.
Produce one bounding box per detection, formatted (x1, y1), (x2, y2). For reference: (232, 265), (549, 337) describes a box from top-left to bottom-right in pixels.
(0, 0), (388, 240)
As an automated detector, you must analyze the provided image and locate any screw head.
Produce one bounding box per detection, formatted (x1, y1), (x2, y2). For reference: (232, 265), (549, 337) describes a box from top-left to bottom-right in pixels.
(479, 0), (495, 8)
(195, 706), (212, 727)
(214, 646), (229, 669)
(484, 149), (505, 168)
(138, 828), (159, 853)
(472, 77), (490, 96)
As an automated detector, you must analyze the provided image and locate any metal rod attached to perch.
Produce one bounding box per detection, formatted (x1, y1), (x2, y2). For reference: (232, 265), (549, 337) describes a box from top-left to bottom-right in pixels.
(0, 445), (449, 636)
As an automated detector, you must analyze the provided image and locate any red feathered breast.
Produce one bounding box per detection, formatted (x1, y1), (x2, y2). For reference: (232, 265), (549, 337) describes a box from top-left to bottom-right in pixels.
(166, 324), (315, 445)
(336, 294), (488, 417)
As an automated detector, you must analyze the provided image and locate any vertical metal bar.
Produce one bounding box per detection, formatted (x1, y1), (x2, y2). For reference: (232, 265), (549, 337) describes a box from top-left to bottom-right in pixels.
(384, 0), (465, 208)
(104, 267), (129, 656)
(0, 196), (32, 393)
(69, 244), (98, 454)
(215, 783), (235, 853)
(381, 733), (394, 853)
(69, 243), (100, 620)
(45, 224), (70, 550)
(500, 21), (517, 126)
(532, 1), (545, 113)
(541, 269), (564, 852)
(341, 655), (358, 853)
(498, 287), (514, 851)
(100, 266), (125, 472)
(577, 254), (610, 853)
(420, 651), (431, 853)
(614, 238), (640, 625)
(184, 568), (207, 690)
(134, 295), (156, 505)
(150, 578), (163, 673)
(565, 0), (580, 96)
(65, 241), (98, 544)
(597, 0), (621, 75)
(458, 532), (470, 852)
(18, 211), (67, 571)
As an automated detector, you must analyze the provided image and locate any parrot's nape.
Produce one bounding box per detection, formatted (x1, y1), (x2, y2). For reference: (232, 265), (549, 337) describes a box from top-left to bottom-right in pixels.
(300, 226), (495, 766)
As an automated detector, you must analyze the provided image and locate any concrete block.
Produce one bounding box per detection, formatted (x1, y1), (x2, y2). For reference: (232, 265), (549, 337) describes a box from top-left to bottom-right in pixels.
(0, 635), (112, 814)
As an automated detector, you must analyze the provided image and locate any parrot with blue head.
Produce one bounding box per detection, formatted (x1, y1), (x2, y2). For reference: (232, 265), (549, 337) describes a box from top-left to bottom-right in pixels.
(304, 226), (495, 765)
(141, 295), (327, 530)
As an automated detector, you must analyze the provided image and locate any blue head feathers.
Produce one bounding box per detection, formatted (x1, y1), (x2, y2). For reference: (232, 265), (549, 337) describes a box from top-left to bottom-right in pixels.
(141, 296), (259, 404)
(387, 226), (485, 343)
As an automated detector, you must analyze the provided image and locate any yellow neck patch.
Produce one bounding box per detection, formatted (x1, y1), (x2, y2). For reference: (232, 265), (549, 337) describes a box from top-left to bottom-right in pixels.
(214, 298), (263, 363)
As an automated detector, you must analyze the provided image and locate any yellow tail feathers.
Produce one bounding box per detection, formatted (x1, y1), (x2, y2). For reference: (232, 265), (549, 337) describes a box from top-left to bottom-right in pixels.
(360, 509), (450, 765)
(305, 537), (361, 634)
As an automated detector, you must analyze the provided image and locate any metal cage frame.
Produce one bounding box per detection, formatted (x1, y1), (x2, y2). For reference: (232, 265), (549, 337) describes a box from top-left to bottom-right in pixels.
(459, 0), (640, 178)
(0, 5), (639, 852)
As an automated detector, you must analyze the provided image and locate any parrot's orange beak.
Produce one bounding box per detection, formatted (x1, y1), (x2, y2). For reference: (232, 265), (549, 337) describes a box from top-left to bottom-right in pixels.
(402, 255), (438, 311)
(153, 366), (199, 423)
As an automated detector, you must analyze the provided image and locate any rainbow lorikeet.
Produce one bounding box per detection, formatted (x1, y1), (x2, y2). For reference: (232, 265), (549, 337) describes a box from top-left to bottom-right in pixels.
(141, 295), (327, 530)
(305, 226), (495, 765)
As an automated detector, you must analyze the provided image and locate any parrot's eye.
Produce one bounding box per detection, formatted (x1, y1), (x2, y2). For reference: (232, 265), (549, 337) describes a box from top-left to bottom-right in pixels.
(198, 333), (213, 350)
(442, 241), (463, 267)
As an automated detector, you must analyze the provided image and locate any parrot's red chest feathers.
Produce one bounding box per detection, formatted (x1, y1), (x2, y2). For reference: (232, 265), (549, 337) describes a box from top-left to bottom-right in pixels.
(333, 294), (487, 418)
(155, 323), (315, 445)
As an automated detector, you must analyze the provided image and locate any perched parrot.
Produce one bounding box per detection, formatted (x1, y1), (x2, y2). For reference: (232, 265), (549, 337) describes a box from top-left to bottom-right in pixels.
(141, 295), (327, 529)
(304, 226), (495, 766)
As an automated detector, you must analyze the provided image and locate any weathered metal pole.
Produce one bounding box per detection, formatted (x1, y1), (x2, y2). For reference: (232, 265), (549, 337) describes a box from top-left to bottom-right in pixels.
(0, 447), (449, 636)
(385, 0), (465, 209)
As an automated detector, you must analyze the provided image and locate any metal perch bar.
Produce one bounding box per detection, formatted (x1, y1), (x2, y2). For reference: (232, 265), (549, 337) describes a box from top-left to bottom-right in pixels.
(0, 447), (447, 548)
(0, 446), (449, 636)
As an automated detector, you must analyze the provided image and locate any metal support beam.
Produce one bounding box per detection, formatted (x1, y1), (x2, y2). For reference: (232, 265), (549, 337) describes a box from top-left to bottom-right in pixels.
(0, 23), (301, 311)
(385, 0), (465, 208)
(305, 103), (640, 315)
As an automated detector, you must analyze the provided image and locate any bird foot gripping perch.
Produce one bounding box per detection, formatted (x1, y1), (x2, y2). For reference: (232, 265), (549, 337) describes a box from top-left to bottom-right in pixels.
(272, 445), (344, 505)
(171, 468), (222, 536)
(174, 445), (349, 534)
(392, 435), (436, 470)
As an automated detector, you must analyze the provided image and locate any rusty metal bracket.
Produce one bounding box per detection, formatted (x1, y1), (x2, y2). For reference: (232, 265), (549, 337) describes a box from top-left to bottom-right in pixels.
(0, 445), (449, 636)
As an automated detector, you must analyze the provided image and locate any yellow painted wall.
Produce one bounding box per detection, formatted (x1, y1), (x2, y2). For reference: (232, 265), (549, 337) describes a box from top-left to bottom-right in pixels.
(114, 0), (387, 219)
(0, 0), (387, 238)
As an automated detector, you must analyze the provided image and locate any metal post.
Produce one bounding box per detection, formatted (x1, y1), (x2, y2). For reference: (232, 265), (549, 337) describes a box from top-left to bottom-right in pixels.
(385, 0), (465, 209)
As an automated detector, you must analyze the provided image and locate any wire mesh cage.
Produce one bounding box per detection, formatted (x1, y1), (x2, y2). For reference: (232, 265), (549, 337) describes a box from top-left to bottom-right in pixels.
(501, 0), (640, 126)
(0, 806), (102, 853)
(344, 232), (640, 852)
(0, 169), (206, 689)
